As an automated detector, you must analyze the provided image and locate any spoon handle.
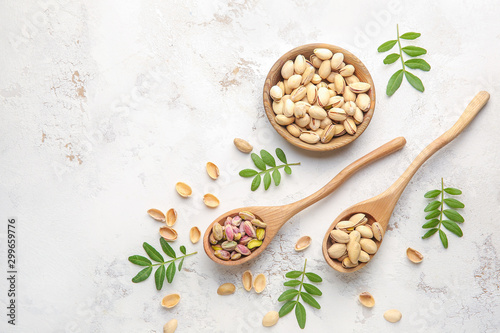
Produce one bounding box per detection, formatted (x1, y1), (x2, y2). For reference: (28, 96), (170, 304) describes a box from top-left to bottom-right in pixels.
(283, 137), (407, 219)
(387, 91), (490, 197)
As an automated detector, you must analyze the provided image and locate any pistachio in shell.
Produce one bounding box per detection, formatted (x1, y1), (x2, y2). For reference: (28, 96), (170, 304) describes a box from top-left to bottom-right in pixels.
(242, 270), (253, 291)
(294, 236), (311, 252)
(161, 293), (180, 309)
(217, 283), (235, 295)
(359, 292), (375, 308)
(262, 311), (279, 327)
(253, 273), (266, 293)
(234, 138), (253, 153)
(384, 309), (402, 323)
(206, 162), (220, 180)
(159, 226), (178, 241)
(175, 182), (192, 197)
(406, 247), (423, 263)
(163, 319), (178, 333)
(166, 208), (177, 227)
(189, 226), (201, 244)
(147, 209), (165, 222)
(203, 193), (220, 208)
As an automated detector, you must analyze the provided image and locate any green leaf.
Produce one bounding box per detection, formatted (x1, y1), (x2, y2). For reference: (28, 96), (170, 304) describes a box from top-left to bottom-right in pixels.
(239, 169), (258, 178)
(263, 172), (271, 190)
(400, 32), (421, 40)
(424, 201), (441, 212)
(442, 220), (463, 237)
(439, 229), (448, 248)
(444, 187), (462, 195)
(286, 271), (303, 278)
(302, 283), (322, 296)
(251, 174), (261, 191)
(180, 246), (186, 255)
(278, 289), (299, 302)
(166, 262), (176, 283)
(405, 59), (431, 71)
(178, 258), (184, 271)
(383, 53), (400, 64)
(279, 301), (296, 317)
(155, 265), (166, 290)
(402, 46), (427, 57)
(132, 266), (153, 283)
(284, 280), (301, 287)
(295, 302), (306, 329)
(378, 40), (397, 52)
(143, 242), (164, 262)
(160, 238), (176, 258)
(260, 149), (276, 167)
(425, 210), (441, 220)
(305, 272), (322, 283)
(386, 69), (404, 96)
(128, 255), (152, 266)
(444, 198), (465, 209)
(422, 219), (439, 228)
(284, 166), (292, 174)
(301, 293), (321, 309)
(272, 169), (281, 186)
(424, 189), (441, 198)
(443, 209), (464, 222)
(422, 228), (438, 239)
(251, 153), (267, 171)
(405, 71), (424, 92)
(276, 148), (287, 164)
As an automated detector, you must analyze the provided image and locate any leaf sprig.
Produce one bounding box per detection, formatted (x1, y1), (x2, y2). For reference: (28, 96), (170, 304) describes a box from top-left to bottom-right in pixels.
(278, 259), (322, 329)
(378, 24), (431, 96)
(422, 178), (465, 248)
(239, 148), (300, 191)
(129, 238), (197, 290)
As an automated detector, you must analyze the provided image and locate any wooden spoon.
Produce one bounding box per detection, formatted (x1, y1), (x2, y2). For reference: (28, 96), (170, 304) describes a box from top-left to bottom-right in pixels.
(322, 91), (490, 273)
(203, 137), (407, 265)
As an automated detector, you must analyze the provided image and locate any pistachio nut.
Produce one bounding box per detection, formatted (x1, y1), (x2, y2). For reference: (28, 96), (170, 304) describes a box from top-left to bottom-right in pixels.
(345, 74), (360, 85)
(251, 219), (267, 229)
(288, 74), (302, 90)
(212, 223), (223, 241)
(349, 230), (361, 243)
(310, 54), (322, 68)
(243, 220), (256, 238)
(333, 124), (346, 137)
(161, 293), (180, 309)
(318, 60), (332, 79)
(253, 273), (266, 293)
(231, 251), (241, 260)
(291, 85), (307, 102)
(214, 249), (230, 260)
(330, 229), (350, 243)
(239, 235), (252, 245)
(235, 244), (251, 256)
(356, 225), (373, 239)
(234, 138), (253, 153)
(256, 228), (266, 241)
(317, 87), (330, 107)
(353, 107), (364, 125)
(163, 319), (178, 333)
(308, 105), (327, 120)
(326, 72), (336, 83)
(217, 283), (236, 295)
(275, 115), (295, 126)
(299, 131), (320, 144)
(344, 118), (357, 135)
(284, 80), (292, 94)
(349, 213), (368, 226)
(225, 224), (234, 241)
(231, 216), (242, 227)
(209, 233), (217, 245)
(327, 95), (344, 109)
(406, 247), (424, 263)
(294, 101), (310, 118)
(384, 309), (402, 323)
(272, 100), (284, 115)
(294, 235), (311, 252)
(314, 48), (333, 60)
(320, 117), (333, 129)
(283, 99), (295, 117)
(239, 211), (255, 221)
(359, 238), (377, 254)
(334, 74), (345, 94)
(330, 52), (344, 70)
(295, 113), (310, 127)
(328, 108), (348, 122)
(328, 243), (347, 259)
(320, 123), (335, 144)
(262, 311), (279, 327)
(349, 82), (371, 94)
(358, 250), (371, 263)
(211, 244), (222, 251)
(233, 233), (242, 241)
(347, 240), (361, 264)
(277, 81), (284, 92)
(372, 222), (384, 241)
(358, 292), (375, 308)
(342, 257), (358, 268)
(311, 73), (322, 84)
(306, 83), (318, 104)
(336, 220), (356, 232)
(339, 64), (355, 77)
(189, 226), (201, 244)
(294, 55), (306, 74)
(203, 193), (220, 208)
(309, 117), (321, 131)
(286, 124), (302, 137)
(343, 101), (357, 116)
(281, 60), (294, 79)
(343, 86), (356, 102)
(221, 240), (237, 251)
(247, 239), (263, 250)
(301, 66), (315, 85)
(355, 93), (371, 112)
(270, 85), (283, 102)
(242, 270), (253, 291)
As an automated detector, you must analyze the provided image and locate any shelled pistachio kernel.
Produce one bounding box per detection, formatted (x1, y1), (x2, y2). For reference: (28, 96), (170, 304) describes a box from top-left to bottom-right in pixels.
(210, 211), (265, 261)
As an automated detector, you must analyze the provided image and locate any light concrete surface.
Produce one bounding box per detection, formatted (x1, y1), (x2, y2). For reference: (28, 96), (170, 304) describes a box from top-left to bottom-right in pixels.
(1, 0), (499, 332)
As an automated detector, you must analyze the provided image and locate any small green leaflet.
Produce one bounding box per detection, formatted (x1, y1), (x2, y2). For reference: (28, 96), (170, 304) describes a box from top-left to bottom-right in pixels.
(405, 71), (424, 92)
(155, 264), (166, 290)
(383, 53), (400, 64)
(132, 266), (152, 283)
(386, 70), (404, 96)
(400, 32), (421, 40)
(239, 148), (300, 191)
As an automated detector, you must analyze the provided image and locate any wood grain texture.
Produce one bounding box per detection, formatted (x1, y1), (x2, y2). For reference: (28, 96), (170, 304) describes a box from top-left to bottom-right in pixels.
(322, 91), (490, 273)
(263, 43), (376, 152)
(203, 137), (406, 266)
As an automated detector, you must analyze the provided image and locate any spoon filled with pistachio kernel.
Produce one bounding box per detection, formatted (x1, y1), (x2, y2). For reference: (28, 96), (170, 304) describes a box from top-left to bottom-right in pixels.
(203, 137), (407, 265)
(322, 91), (490, 273)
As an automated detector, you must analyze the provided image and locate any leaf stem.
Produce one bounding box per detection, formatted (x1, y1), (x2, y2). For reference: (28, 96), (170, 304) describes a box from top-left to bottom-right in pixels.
(295, 259), (307, 305)
(438, 178), (444, 232)
(151, 251), (197, 267)
(396, 24), (406, 73)
(255, 162), (301, 176)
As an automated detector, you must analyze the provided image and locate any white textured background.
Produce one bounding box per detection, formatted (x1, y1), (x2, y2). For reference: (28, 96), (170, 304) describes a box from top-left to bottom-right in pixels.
(1, 0), (499, 332)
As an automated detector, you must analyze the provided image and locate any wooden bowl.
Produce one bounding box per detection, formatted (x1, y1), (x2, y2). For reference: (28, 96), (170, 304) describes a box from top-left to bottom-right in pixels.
(263, 43), (376, 152)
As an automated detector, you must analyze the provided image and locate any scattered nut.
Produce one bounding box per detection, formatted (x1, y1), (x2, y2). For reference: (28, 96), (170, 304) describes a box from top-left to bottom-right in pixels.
(189, 226), (200, 244)
(406, 247), (423, 263)
(217, 283), (236, 295)
(166, 208), (177, 227)
(384, 309), (402, 323)
(234, 138), (253, 153)
(159, 226), (178, 242)
(253, 273), (266, 293)
(206, 162), (220, 180)
(161, 294), (180, 309)
(175, 182), (192, 197)
(203, 193), (220, 208)
(294, 236), (311, 252)
(147, 209), (165, 222)
(262, 311), (279, 327)
(242, 270), (253, 291)
(163, 319), (178, 333)
(358, 292), (375, 308)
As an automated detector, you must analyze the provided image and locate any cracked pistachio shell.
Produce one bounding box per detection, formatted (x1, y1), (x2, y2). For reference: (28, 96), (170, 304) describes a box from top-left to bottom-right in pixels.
(353, 107), (364, 125)
(242, 270), (253, 291)
(294, 101), (310, 118)
(287, 124), (302, 137)
(148, 209), (165, 222)
(339, 64), (355, 77)
(206, 162), (220, 180)
(159, 226), (178, 242)
(320, 123), (335, 144)
(234, 138), (253, 153)
(175, 182), (192, 197)
(311, 73), (322, 84)
(163, 319), (178, 333)
(344, 118), (357, 135)
(330, 229), (350, 243)
(262, 311), (279, 327)
(301, 65), (315, 85)
(349, 82), (371, 94)
(350, 213), (368, 226)
(309, 118), (321, 131)
(328, 243), (347, 259)
(299, 131), (320, 144)
(189, 226), (200, 244)
(253, 273), (266, 293)
(275, 115), (295, 126)
(356, 225), (373, 239)
(356, 93), (371, 112)
(166, 208), (177, 227)
(294, 235), (311, 252)
(330, 52), (344, 70)
(360, 238), (378, 254)
(217, 283), (236, 295)
(336, 220), (356, 232)
(317, 87), (330, 107)
(327, 95), (344, 109)
(314, 48), (333, 60)
(342, 257), (358, 268)
(203, 193), (220, 208)
(345, 74), (360, 85)
(407, 248), (424, 263)
(256, 228), (265, 241)
(359, 292), (375, 308)
(358, 250), (371, 263)
(161, 293), (180, 309)
(384, 309), (402, 323)
(247, 239), (262, 250)
(291, 85), (307, 102)
(343, 101), (357, 116)
(281, 60), (294, 79)
(310, 54), (322, 68)
(328, 108), (348, 122)
(372, 222), (384, 241)
(333, 124), (346, 137)
(294, 54), (306, 74)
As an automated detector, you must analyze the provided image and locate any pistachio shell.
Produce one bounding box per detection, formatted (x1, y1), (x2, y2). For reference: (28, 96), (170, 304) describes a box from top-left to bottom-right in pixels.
(372, 222), (384, 241)
(358, 250), (371, 263)
(384, 309), (402, 323)
(163, 319), (178, 333)
(328, 108), (348, 122)
(330, 229), (350, 243)
(217, 283), (236, 295)
(283, 99), (295, 117)
(327, 96), (344, 108)
(310, 54), (322, 68)
(356, 93), (371, 112)
(286, 124), (302, 137)
(333, 124), (346, 137)
(272, 100), (284, 115)
(281, 60), (294, 79)
(295, 113), (310, 128)
(189, 226), (201, 244)
(242, 270), (253, 291)
(159, 226), (178, 241)
(308, 105), (327, 120)
(288, 74), (302, 90)
(275, 115), (295, 126)
(356, 225), (373, 239)
(175, 182), (192, 197)
(347, 239), (361, 264)
(291, 85), (307, 102)
(294, 236), (311, 251)
(301, 66), (315, 85)
(328, 243), (347, 259)
(320, 123), (335, 144)
(342, 257), (358, 268)
(339, 64), (355, 77)
(360, 238), (378, 254)
(299, 131), (320, 144)
(234, 138), (253, 153)
(309, 118), (321, 131)
(239, 211), (255, 221)
(349, 213), (368, 226)
(336, 220), (356, 232)
(343, 86), (356, 102)
(330, 53), (344, 70)
(344, 118), (357, 135)
(166, 208), (177, 227)
(294, 55), (306, 74)
(311, 73), (322, 84)
(147, 209), (165, 222)
(406, 247), (424, 263)
(203, 193), (220, 208)
(318, 60), (332, 79)
(206, 162), (220, 180)
(359, 292), (375, 308)
(345, 74), (360, 85)
(334, 74), (345, 94)
(161, 293), (180, 309)
(320, 117), (333, 129)
(314, 48), (333, 60)
(317, 87), (330, 107)
(253, 273), (266, 293)
(349, 82), (371, 93)
(353, 107), (364, 125)
(262, 311), (279, 327)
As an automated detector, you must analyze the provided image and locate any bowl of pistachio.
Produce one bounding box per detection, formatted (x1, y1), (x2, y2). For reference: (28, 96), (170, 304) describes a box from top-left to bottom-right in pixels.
(263, 43), (376, 152)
